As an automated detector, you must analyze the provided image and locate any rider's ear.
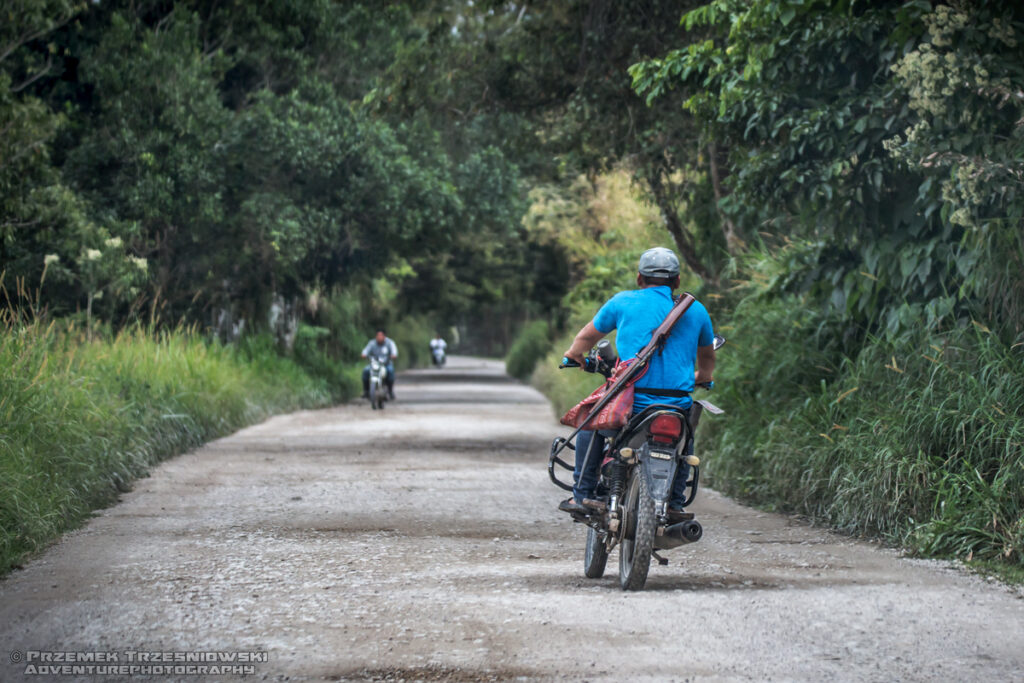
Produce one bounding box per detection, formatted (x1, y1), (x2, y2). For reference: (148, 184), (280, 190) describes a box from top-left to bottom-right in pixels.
(636, 273), (644, 288)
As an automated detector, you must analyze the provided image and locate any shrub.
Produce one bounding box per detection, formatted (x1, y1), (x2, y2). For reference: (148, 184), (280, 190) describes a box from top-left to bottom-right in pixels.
(386, 314), (437, 370)
(292, 323), (361, 400)
(505, 320), (552, 380)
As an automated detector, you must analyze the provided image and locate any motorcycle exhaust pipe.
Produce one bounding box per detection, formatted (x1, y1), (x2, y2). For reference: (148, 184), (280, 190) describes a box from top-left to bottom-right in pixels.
(661, 519), (703, 546)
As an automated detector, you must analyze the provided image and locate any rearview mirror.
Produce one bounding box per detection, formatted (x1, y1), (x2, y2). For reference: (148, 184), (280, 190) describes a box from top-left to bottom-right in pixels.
(713, 334), (727, 351)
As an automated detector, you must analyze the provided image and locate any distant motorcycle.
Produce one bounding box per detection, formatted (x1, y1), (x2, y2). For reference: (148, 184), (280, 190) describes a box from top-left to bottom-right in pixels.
(367, 357), (390, 410)
(549, 335), (726, 590)
(432, 346), (446, 367)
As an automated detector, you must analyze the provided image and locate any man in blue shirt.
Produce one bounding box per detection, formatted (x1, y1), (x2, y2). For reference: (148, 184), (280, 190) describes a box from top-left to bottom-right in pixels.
(559, 247), (715, 519)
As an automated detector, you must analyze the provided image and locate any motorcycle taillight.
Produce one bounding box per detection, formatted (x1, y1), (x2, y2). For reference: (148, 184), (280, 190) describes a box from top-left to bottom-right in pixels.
(650, 414), (682, 445)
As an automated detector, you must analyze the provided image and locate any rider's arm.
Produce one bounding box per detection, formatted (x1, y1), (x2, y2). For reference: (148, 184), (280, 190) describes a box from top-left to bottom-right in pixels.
(695, 345), (715, 384)
(563, 321), (605, 365)
(564, 294), (622, 364)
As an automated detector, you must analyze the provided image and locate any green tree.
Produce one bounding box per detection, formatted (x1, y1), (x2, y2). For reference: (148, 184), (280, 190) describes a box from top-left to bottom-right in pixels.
(632, 0), (1024, 338)
(64, 9), (229, 319)
(0, 0), (98, 315)
(369, 1), (736, 286)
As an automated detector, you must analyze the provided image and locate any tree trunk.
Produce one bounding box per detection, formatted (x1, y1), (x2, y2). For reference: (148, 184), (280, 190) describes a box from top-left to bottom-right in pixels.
(646, 174), (717, 286)
(707, 143), (744, 255)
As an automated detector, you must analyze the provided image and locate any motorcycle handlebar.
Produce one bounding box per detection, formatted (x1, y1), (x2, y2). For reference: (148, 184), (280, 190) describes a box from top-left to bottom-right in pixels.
(559, 357), (581, 369)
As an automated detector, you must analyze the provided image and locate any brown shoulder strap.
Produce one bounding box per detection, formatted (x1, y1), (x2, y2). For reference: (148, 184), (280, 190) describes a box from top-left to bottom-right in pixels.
(555, 292), (696, 443)
(636, 292), (695, 360)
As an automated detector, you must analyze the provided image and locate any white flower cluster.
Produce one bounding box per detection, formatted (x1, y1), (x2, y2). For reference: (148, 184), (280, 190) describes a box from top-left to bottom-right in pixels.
(988, 18), (1016, 48)
(890, 6), (1011, 120)
(943, 162), (986, 228)
(927, 5), (968, 48)
(883, 3), (1022, 232)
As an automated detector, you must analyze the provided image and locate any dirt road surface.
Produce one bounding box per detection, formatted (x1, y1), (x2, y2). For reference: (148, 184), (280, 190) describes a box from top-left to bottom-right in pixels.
(2, 357), (1022, 682)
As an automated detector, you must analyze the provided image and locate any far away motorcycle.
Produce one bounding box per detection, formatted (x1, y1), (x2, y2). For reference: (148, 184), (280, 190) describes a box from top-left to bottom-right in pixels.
(548, 335), (726, 591)
(367, 357), (390, 410)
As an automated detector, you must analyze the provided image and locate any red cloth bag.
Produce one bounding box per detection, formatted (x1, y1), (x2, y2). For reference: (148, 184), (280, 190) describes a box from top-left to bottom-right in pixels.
(559, 359), (648, 431)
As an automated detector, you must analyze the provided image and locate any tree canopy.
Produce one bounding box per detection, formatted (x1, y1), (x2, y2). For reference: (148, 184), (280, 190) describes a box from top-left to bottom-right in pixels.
(3, 0), (1023, 349)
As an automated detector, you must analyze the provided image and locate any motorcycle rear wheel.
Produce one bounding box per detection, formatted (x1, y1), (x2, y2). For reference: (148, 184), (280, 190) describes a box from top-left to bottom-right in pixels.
(370, 382), (384, 410)
(583, 526), (609, 578)
(619, 469), (654, 591)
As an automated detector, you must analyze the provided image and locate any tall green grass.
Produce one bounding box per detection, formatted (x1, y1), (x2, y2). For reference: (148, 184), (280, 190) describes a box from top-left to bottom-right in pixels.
(0, 320), (350, 574)
(704, 292), (1024, 566)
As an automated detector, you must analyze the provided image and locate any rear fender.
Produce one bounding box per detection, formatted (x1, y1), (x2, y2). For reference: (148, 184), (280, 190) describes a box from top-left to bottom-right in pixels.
(637, 442), (677, 505)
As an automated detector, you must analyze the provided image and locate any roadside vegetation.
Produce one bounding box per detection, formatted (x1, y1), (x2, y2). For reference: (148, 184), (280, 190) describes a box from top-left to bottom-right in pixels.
(705, 270), (1024, 566)
(514, 1), (1024, 573)
(4, 1), (1023, 576)
(0, 313), (345, 574)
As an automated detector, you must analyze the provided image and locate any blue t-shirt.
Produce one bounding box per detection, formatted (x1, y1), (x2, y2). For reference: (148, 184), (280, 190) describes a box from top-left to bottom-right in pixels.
(593, 286), (714, 411)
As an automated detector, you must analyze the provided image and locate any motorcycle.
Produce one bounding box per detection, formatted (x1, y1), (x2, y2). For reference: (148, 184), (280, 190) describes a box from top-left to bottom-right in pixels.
(548, 336), (726, 590)
(431, 346), (446, 367)
(367, 357), (390, 410)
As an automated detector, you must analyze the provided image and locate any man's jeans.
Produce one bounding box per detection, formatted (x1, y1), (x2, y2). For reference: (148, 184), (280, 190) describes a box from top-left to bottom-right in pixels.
(362, 363), (394, 393)
(573, 418), (693, 509)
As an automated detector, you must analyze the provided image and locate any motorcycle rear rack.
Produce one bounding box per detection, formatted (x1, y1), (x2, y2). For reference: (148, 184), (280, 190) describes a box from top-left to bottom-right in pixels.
(678, 464), (700, 509)
(548, 437), (575, 492)
(550, 437), (700, 514)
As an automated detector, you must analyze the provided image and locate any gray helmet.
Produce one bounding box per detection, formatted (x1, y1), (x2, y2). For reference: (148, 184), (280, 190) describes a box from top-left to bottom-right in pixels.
(637, 247), (680, 277)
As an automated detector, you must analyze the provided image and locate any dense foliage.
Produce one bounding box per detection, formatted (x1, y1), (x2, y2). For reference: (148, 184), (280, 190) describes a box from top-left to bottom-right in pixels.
(1, 0), (545, 347)
(632, 0), (1024, 340)
(4, 0), (1024, 571)
(625, 0), (1024, 566)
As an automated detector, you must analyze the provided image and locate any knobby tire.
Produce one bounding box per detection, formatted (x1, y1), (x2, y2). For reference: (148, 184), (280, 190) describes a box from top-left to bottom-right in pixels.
(619, 468), (654, 591)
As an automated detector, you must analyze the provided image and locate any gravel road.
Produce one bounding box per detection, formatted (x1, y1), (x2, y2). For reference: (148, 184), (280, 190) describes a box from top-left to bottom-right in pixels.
(2, 356), (1022, 682)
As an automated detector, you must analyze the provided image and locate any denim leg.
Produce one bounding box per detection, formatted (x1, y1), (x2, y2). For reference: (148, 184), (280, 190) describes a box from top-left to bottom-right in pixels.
(361, 366), (370, 392)
(385, 364), (395, 389)
(573, 430), (605, 502)
(669, 436), (694, 509)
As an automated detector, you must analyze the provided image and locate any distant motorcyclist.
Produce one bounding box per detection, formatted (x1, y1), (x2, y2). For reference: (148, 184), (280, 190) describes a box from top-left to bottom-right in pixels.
(429, 333), (447, 366)
(361, 329), (398, 399)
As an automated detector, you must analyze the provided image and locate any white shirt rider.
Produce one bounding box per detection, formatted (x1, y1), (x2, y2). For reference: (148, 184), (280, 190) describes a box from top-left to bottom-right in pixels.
(362, 334), (398, 364)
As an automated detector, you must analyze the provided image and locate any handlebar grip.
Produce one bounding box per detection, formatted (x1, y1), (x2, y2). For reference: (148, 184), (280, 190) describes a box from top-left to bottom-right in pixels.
(559, 357), (581, 369)
(696, 381), (714, 391)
